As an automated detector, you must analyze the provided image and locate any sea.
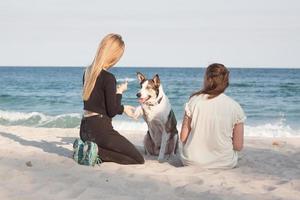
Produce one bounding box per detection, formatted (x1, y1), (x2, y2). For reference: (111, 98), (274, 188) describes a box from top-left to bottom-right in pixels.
(0, 67), (299, 137)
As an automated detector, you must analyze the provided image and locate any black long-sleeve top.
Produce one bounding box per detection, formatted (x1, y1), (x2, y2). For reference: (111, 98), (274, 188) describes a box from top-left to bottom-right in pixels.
(83, 70), (124, 118)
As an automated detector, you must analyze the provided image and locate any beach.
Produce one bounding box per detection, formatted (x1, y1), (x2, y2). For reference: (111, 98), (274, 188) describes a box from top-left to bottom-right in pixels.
(1, 125), (299, 200)
(0, 67), (299, 199)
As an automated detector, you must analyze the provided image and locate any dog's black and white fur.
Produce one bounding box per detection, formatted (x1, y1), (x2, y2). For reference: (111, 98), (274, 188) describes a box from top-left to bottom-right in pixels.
(134, 72), (178, 162)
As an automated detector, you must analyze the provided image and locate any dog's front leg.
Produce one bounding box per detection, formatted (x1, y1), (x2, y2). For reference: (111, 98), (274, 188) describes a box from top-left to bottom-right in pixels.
(158, 131), (170, 163)
(172, 134), (179, 156)
(133, 106), (143, 120)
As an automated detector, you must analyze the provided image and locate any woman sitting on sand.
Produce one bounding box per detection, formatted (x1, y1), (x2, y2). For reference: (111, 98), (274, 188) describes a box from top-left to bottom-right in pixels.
(180, 63), (246, 169)
(80, 33), (144, 165)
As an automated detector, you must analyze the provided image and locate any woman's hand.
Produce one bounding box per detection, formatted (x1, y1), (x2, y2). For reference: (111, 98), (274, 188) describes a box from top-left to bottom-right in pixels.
(123, 105), (136, 118)
(117, 81), (128, 94)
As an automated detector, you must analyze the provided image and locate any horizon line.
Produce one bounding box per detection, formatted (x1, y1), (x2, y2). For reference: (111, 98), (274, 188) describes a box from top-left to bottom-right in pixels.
(0, 65), (300, 69)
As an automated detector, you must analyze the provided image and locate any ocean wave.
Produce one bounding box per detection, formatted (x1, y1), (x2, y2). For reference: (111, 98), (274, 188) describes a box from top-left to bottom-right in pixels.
(230, 83), (252, 87)
(0, 110), (299, 137)
(0, 110), (81, 128)
(116, 78), (136, 83)
(245, 123), (299, 137)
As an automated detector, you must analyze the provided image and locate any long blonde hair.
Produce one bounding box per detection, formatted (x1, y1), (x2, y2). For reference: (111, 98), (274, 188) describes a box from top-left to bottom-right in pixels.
(82, 33), (125, 100)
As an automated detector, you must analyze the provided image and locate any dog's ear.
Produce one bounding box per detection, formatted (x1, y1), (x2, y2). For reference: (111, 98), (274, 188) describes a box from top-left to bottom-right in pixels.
(153, 74), (160, 88)
(137, 72), (146, 84)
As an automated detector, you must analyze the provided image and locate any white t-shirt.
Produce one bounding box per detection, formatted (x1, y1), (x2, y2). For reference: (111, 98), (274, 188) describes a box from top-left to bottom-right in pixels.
(180, 93), (246, 169)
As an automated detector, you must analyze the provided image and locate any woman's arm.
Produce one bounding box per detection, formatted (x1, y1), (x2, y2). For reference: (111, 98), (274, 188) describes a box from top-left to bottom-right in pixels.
(232, 123), (244, 151)
(104, 75), (124, 118)
(180, 113), (192, 144)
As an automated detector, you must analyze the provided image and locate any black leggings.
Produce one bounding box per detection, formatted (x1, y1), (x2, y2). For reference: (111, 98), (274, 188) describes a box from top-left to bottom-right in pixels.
(79, 115), (144, 165)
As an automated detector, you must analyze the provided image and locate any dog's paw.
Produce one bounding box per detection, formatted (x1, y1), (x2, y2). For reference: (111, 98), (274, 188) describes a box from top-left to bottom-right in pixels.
(158, 157), (165, 163)
(133, 116), (139, 121)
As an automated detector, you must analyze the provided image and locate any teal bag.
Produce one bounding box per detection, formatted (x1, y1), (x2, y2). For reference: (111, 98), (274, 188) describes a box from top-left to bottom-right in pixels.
(73, 138), (85, 163)
(73, 139), (102, 166)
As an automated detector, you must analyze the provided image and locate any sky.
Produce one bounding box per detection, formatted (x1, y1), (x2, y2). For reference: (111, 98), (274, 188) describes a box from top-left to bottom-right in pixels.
(0, 0), (300, 68)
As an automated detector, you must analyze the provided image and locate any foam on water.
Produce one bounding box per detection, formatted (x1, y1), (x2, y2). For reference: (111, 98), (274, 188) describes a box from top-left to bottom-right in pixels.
(0, 110), (81, 128)
(245, 123), (299, 137)
(116, 77), (136, 82)
(0, 110), (299, 137)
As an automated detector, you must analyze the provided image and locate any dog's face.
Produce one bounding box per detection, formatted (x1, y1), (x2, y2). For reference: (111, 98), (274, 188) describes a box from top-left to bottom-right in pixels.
(136, 72), (160, 104)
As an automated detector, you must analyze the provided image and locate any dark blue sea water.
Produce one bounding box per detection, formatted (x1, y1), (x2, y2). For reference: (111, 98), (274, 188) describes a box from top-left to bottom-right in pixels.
(0, 67), (299, 137)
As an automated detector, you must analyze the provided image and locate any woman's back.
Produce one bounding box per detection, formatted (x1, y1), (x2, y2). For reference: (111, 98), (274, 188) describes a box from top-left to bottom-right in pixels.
(83, 70), (124, 118)
(181, 93), (246, 169)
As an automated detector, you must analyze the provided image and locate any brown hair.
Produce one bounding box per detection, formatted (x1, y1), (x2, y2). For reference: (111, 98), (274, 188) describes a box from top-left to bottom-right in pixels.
(191, 63), (229, 99)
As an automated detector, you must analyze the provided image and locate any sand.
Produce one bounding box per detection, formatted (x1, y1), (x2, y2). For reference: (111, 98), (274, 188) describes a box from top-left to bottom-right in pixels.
(0, 125), (300, 200)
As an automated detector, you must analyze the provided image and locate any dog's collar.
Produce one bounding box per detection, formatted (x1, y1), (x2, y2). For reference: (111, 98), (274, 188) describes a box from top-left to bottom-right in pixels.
(145, 96), (163, 107)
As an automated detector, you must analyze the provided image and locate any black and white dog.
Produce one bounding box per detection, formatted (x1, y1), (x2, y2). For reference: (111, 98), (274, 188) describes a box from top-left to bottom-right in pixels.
(133, 72), (178, 162)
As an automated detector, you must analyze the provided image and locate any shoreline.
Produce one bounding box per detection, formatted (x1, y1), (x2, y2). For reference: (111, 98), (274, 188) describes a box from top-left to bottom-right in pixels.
(1, 125), (300, 199)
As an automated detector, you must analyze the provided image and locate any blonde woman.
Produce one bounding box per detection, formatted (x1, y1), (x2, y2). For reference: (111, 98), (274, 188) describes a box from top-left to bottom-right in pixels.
(80, 33), (144, 164)
(180, 63), (246, 169)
